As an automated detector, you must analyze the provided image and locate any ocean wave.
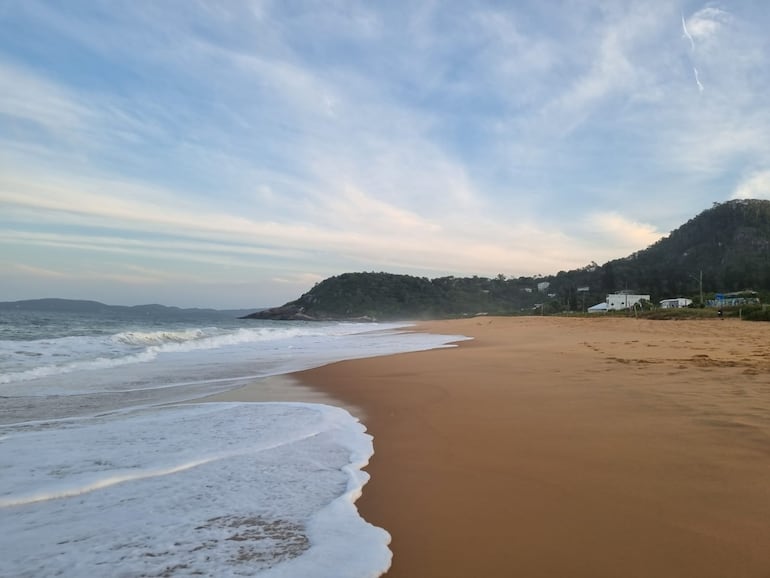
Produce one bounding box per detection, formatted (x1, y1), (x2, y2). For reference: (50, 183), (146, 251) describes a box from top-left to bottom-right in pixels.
(0, 349), (157, 385)
(0, 328), (269, 385)
(0, 321), (416, 390)
(0, 325), (352, 386)
(112, 329), (207, 346)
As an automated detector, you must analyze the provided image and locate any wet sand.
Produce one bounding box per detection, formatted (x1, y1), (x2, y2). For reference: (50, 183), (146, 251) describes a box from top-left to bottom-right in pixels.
(290, 316), (770, 577)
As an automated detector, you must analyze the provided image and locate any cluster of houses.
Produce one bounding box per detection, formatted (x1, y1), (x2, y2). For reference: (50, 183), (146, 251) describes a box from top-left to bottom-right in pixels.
(588, 290), (760, 313)
(527, 282), (760, 314)
(588, 293), (691, 313)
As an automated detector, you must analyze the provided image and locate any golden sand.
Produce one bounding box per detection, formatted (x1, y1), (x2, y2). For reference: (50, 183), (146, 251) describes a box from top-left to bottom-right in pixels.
(212, 316), (770, 577)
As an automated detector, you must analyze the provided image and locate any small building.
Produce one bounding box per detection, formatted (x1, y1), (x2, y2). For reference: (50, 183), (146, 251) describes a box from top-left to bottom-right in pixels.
(537, 281), (551, 292)
(606, 293), (650, 311)
(660, 297), (693, 309)
(708, 291), (760, 307)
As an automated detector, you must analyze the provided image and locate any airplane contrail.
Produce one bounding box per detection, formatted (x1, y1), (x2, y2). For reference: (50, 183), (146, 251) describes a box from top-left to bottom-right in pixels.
(693, 67), (704, 92)
(681, 12), (695, 51)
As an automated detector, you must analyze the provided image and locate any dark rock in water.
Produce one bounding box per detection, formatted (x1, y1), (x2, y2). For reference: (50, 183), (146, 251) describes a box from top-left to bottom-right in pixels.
(240, 305), (318, 321)
(240, 304), (377, 322)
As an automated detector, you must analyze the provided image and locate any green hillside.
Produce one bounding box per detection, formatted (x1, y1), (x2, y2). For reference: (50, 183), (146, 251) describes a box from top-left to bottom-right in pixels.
(245, 199), (770, 320)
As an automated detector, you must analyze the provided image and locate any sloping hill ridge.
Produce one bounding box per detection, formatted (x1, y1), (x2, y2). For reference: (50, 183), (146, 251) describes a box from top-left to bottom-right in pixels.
(245, 199), (770, 320)
(596, 199), (770, 297)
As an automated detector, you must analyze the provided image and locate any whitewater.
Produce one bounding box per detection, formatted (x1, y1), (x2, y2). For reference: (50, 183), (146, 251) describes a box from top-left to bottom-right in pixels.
(0, 306), (466, 577)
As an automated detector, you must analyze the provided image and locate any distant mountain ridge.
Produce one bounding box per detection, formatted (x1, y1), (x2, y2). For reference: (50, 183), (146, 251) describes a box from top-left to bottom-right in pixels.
(245, 199), (770, 320)
(0, 298), (257, 319)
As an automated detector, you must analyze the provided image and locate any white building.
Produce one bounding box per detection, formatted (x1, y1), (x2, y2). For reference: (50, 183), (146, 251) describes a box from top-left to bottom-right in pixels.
(659, 297), (692, 309)
(537, 281), (551, 292)
(606, 293), (650, 311)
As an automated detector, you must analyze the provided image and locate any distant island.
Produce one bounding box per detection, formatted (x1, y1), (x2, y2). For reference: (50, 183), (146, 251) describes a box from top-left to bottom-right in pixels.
(0, 298), (256, 319)
(244, 199), (770, 321)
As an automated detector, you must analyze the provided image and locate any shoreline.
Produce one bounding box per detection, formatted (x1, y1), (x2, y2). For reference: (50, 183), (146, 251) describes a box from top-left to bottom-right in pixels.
(209, 316), (770, 577)
(297, 316), (770, 577)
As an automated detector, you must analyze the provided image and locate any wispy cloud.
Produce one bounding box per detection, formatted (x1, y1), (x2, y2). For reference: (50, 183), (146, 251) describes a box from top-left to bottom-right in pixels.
(7, 263), (69, 279)
(1, 1), (769, 306)
(5, 261), (203, 287)
(732, 171), (770, 200)
(0, 59), (90, 132)
(686, 7), (730, 41)
(587, 213), (663, 251)
(271, 273), (326, 287)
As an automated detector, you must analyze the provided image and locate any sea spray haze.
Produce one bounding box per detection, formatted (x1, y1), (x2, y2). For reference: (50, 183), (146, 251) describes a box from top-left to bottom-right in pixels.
(0, 303), (467, 577)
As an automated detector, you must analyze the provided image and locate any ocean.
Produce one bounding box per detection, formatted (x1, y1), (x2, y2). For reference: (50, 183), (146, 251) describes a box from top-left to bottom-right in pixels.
(0, 304), (466, 577)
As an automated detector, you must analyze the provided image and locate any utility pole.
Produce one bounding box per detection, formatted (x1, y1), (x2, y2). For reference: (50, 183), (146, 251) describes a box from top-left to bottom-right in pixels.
(699, 269), (704, 306)
(689, 270), (705, 306)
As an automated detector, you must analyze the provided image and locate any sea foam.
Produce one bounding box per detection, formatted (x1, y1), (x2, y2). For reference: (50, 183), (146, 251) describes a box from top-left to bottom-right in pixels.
(1, 312), (468, 576)
(0, 402), (391, 577)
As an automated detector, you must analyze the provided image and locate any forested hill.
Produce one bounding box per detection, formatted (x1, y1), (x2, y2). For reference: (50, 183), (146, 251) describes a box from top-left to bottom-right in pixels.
(595, 199), (770, 298)
(245, 199), (770, 320)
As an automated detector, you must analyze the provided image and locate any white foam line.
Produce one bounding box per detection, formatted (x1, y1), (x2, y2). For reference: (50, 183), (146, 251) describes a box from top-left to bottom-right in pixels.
(0, 421), (325, 508)
(0, 457), (217, 508)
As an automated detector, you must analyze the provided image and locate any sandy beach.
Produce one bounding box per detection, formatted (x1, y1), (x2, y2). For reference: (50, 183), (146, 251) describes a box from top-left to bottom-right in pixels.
(217, 316), (770, 577)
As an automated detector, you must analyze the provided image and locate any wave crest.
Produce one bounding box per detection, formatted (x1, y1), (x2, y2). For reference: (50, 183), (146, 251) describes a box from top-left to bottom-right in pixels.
(112, 329), (207, 346)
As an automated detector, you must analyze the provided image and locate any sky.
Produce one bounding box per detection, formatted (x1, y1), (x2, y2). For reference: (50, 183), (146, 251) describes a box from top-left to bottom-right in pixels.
(1, 1), (769, 309)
